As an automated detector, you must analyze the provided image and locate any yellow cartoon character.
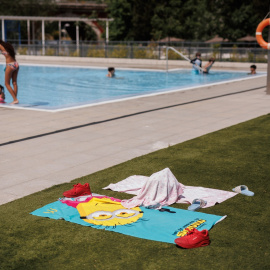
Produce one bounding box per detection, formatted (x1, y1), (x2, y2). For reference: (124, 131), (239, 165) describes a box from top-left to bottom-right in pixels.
(77, 197), (143, 226)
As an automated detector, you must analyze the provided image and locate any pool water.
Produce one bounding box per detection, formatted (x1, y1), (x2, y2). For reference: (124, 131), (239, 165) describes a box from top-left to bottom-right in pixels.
(0, 65), (252, 110)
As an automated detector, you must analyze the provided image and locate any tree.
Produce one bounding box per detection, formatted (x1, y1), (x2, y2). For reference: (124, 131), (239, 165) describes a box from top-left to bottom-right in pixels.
(105, 0), (133, 40)
(0, 0), (56, 16)
(0, 0), (56, 41)
(252, 0), (270, 21)
(1, 0), (267, 42)
(181, 0), (216, 41)
(130, 0), (156, 41)
(105, 0), (267, 41)
(151, 0), (184, 41)
(206, 0), (260, 41)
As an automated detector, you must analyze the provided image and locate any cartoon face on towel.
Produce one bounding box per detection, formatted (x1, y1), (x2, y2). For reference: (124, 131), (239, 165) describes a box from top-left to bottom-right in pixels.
(77, 197), (143, 226)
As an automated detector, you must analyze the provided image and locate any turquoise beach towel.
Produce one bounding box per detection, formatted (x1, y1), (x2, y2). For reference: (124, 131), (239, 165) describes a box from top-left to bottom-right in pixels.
(31, 199), (225, 244)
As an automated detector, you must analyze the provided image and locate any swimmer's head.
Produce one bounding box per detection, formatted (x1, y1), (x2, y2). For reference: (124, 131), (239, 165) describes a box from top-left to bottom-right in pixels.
(196, 52), (201, 57)
(250, 65), (256, 74)
(108, 67), (115, 77)
(209, 57), (215, 63)
(0, 85), (5, 99)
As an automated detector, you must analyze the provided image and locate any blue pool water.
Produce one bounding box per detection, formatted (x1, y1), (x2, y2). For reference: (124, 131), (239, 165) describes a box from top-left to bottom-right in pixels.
(0, 65), (252, 110)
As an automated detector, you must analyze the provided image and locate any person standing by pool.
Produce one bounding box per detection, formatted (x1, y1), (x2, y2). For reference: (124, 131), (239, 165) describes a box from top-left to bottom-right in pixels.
(190, 52), (202, 74)
(0, 40), (19, 104)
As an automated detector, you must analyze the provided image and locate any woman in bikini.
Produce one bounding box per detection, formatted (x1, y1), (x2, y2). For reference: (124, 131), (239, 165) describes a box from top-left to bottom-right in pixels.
(0, 40), (19, 104)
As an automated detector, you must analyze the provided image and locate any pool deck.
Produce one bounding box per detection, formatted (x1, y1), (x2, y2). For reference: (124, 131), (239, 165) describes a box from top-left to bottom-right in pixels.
(0, 58), (269, 205)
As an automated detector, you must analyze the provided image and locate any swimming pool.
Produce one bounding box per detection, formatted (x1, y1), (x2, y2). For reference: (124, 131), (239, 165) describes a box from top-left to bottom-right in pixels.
(0, 64), (262, 111)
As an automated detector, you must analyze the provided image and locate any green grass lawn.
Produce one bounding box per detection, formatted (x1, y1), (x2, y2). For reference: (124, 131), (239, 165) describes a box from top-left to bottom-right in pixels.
(0, 114), (270, 270)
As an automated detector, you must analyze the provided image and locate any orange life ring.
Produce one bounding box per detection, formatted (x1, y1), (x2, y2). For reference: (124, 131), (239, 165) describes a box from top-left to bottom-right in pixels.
(256, 19), (270, 49)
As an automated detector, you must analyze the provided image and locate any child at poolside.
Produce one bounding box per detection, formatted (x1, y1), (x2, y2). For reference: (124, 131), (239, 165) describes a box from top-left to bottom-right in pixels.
(203, 57), (215, 74)
(0, 40), (19, 104)
(107, 67), (115, 78)
(248, 65), (257, 75)
(0, 84), (5, 103)
(190, 52), (202, 73)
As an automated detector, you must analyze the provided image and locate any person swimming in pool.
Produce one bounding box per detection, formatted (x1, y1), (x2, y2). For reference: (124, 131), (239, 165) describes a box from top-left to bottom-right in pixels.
(0, 40), (19, 104)
(107, 67), (115, 78)
(248, 65), (257, 75)
(203, 57), (215, 74)
(0, 84), (5, 103)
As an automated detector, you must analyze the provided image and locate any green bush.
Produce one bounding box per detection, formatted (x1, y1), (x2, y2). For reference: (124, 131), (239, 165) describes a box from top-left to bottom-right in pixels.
(168, 49), (182, 60)
(70, 50), (80, 57)
(133, 48), (148, 59)
(45, 48), (56, 56)
(17, 47), (28, 55)
(230, 45), (239, 62)
(248, 52), (254, 62)
(254, 52), (267, 63)
(87, 47), (105, 57)
(109, 45), (128, 58)
(133, 47), (158, 59)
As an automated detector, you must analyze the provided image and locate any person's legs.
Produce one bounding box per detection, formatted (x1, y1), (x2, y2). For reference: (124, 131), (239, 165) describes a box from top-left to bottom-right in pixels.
(5, 66), (18, 104)
(11, 67), (19, 97)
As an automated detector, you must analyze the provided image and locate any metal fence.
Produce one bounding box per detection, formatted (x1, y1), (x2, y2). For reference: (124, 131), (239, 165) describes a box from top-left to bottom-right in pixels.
(11, 40), (267, 63)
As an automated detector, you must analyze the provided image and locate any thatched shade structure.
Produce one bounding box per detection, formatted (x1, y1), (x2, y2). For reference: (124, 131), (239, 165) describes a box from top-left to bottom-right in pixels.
(237, 35), (257, 42)
(158, 37), (185, 42)
(205, 35), (228, 43)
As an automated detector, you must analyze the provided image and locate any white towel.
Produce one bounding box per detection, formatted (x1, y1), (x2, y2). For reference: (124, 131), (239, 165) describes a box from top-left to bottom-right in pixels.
(103, 168), (237, 208)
